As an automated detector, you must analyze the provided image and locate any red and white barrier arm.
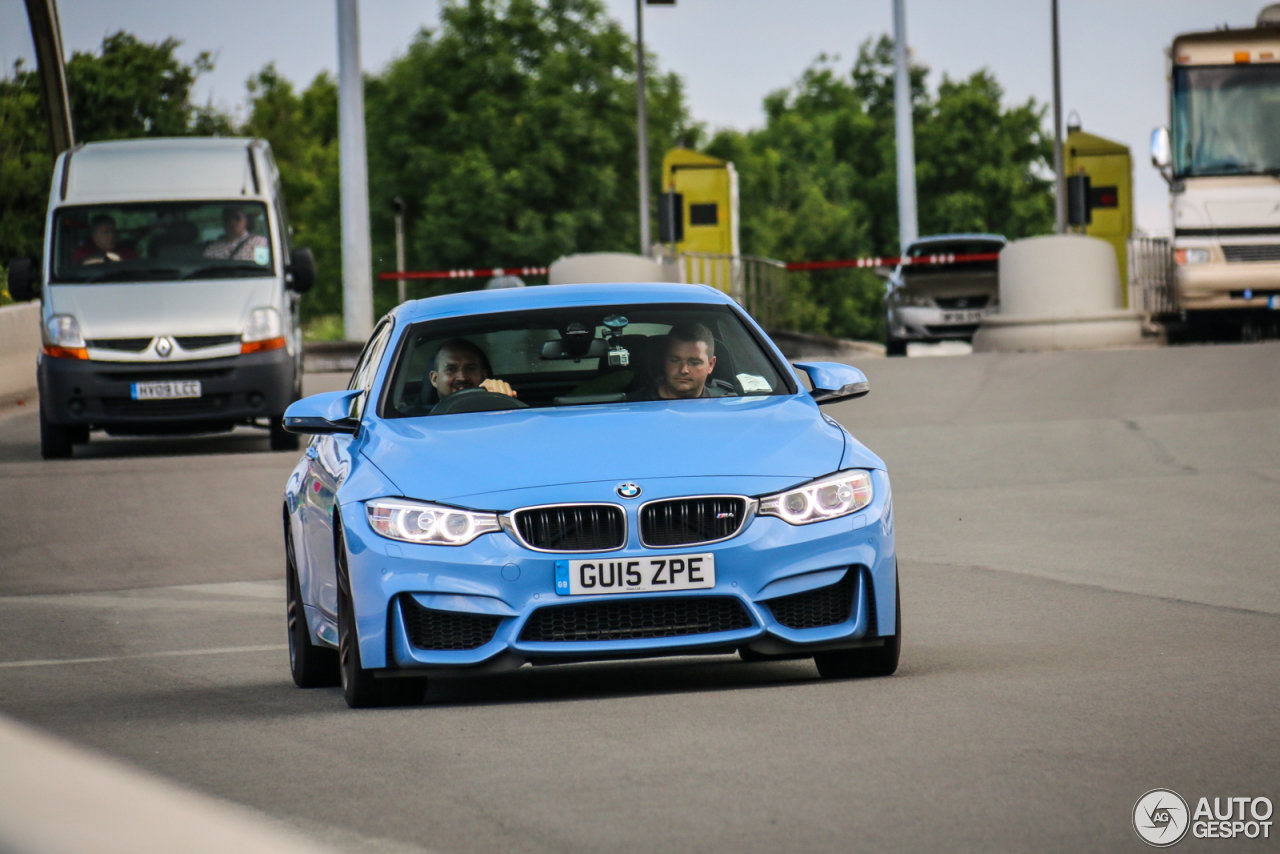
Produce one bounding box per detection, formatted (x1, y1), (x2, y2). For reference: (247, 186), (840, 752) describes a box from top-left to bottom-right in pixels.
(377, 266), (549, 281)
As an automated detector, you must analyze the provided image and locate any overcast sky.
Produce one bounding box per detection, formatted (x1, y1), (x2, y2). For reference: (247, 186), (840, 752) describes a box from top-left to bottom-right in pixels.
(0, 0), (1267, 236)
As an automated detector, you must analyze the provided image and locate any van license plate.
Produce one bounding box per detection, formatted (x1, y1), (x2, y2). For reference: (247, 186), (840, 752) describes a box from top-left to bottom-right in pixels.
(942, 310), (985, 323)
(556, 553), (715, 596)
(131, 380), (201, 400)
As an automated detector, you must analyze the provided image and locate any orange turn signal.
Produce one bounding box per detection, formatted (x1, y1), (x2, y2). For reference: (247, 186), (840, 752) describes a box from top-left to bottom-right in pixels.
(43, 344), (88, 360)
(1235, 51), (1251, 63)
(240, 336), (287, 355)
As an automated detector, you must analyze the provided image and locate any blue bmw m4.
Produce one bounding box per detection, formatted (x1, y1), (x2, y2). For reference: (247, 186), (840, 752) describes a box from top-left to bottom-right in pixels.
(282, 283), (898, 707)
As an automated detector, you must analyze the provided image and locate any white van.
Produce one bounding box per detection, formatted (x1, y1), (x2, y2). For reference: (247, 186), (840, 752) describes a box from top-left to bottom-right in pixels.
(5, 137), (315, 458)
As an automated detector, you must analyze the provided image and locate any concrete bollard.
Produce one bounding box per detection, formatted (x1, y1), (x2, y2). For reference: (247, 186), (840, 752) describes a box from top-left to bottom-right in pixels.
(973, 234), (1153, 352)
(0, 302), (41, 406)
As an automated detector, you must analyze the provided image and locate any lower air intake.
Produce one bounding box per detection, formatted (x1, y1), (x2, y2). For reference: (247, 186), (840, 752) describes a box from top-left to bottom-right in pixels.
(764, 571), (856, 629)
(399, 595), (502, 650)
(519, 596), (752, 642)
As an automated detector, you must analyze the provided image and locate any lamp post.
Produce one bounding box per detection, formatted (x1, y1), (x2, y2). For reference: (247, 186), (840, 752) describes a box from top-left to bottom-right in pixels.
(635, 0), (675, 257)
(336, 0), (374, 341)
(1051, 0), (1066, 234)
(892, 0), (918, 252)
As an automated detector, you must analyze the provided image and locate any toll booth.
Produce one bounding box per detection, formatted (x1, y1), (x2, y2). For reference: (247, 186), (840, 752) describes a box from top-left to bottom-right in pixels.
(1065, 128), (1134, 303)
(659, 148), (739, 257)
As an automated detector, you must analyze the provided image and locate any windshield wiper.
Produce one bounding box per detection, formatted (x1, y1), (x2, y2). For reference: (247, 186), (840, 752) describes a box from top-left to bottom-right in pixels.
(181, 264), (272, 280)
(84, 268), (182, 283)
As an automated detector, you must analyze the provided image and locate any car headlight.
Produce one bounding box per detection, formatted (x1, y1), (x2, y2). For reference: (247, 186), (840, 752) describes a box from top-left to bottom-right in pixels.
(1174, 248), (1211, 266)
(758, 470), (874, 525)
(45, 314), (85, 347)
(366, 498), (501, 546)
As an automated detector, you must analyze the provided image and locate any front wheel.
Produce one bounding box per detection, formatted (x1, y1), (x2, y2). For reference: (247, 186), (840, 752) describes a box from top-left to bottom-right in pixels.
(39, 411), (75, 459)
(286, 519), (339, 688)
(336, 526), (427, 708)
(884, 337), (908, 357)
(815, 571), (900, 679)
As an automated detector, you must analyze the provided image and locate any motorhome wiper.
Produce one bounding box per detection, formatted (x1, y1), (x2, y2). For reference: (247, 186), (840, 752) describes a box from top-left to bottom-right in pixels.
(181, 264), (273, 280)
(85, 268), (182, 283)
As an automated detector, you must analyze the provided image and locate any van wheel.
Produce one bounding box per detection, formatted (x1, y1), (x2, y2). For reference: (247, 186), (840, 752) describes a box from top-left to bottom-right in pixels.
(270, 415), (300, 451)
(40, 412), (75, 459)
(884, 337), (908, 357)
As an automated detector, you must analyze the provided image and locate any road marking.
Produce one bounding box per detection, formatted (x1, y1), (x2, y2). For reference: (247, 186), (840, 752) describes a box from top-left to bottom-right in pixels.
(0, 644), (287, 669)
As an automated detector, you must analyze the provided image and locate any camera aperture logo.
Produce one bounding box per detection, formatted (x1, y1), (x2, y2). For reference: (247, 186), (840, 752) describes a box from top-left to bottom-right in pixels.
(1134, 789), (1190, 847)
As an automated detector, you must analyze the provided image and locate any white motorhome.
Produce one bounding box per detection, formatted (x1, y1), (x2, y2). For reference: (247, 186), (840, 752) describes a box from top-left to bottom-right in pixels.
(1152, 5), (1280, 338)
(6, 137), (314, 458)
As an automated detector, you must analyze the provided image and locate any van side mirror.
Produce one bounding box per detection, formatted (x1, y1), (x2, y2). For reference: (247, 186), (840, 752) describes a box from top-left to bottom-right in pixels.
(287, 247), (315, 294)
(6, 258), (36, 302)
(283, 389), (362, 434)
(1150, 127), (1171, 170)
(793, 361), (870, 404)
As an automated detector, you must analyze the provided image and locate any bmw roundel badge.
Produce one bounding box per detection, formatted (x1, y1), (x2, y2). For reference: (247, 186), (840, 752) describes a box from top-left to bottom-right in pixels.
(616, 482), (641, 499)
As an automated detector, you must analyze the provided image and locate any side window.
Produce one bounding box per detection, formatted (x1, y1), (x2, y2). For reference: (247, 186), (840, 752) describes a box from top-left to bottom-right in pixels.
(348, 321), (394, 418)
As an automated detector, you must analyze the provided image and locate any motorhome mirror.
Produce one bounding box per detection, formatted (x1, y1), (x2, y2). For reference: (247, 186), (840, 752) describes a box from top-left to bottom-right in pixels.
(1150, 127), (1171, 169)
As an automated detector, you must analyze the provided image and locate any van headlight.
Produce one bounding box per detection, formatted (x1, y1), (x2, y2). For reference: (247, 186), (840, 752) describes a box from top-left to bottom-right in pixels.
(366, 498), (501, 546)
(45, 314), (85, 348)
(241, 307), (287, 353)
(758, 470), (874, 525)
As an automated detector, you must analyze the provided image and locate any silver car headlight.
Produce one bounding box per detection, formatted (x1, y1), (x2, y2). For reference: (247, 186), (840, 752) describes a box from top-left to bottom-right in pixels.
(366, 498), (501, 546)
(758, 470), (874, 525)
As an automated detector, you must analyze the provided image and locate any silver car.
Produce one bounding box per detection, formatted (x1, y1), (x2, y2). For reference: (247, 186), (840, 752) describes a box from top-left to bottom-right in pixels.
(884, 234), (1004, 356)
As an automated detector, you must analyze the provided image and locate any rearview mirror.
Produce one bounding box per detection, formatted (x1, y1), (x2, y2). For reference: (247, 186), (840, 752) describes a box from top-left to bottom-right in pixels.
(6, 257), (35, 302)
(540, 338), (607, 360)
(287, 247), (315, 294)
(793, 361), (870, 405)
(283, 389), (362, 434)
(1150, 127), (1171, 170)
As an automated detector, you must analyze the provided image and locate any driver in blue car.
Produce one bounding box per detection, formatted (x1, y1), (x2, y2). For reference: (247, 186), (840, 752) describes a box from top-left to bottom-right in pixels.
(630, 323), (728, 401)
(430, 339), (517, 400)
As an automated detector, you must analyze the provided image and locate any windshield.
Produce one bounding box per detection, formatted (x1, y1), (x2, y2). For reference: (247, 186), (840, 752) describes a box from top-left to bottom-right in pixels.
(382, 303), (790, 417)
(51, 201), (274, 284)
(1173, 64), (1280, 177)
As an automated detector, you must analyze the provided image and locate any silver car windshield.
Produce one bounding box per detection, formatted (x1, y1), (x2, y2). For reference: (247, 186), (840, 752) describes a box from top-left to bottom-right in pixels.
(1173, 64), (1280, 178)
(51, 201), (274, 284)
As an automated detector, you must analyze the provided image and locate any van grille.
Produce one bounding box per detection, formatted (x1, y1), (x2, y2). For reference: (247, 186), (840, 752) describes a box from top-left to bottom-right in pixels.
(933, 295), (990, 309)
(512, 504), (625, 552)
(86, 338), (152, 353)
(1223, 244), (1280, 263)
(176, 335), (240, 349)
(101, 395), (229, 417)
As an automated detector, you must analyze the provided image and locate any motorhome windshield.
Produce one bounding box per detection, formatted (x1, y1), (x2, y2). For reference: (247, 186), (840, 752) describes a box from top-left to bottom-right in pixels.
(1173, 64), (1280, 178)
(51, 201), (274, 284)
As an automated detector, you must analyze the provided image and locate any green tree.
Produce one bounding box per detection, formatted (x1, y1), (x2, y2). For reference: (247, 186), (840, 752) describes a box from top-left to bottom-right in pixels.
(363, 0), (695, 315)
(708, 37), (1053, 340)
(0, 60), (51, 288)
(241, 67), (342, 318)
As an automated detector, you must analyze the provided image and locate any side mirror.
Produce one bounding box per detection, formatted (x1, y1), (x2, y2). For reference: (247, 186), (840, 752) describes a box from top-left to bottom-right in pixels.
(1150, 127), (1171, 170)
(287, 247), (315, 294)
(793, 361), (870, 405)
(283, 389), (362, 434)
(6, 257), (36, 302)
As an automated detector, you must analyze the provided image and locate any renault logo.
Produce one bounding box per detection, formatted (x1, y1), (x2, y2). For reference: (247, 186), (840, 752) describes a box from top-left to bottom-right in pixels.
(155, 337), (173, 358)
(615, 482), (641, 499)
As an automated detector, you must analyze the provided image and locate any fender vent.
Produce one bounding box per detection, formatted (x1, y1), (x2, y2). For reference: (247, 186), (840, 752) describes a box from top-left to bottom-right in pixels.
(764, 570), (856, 629)
(399, 595), (502, 650)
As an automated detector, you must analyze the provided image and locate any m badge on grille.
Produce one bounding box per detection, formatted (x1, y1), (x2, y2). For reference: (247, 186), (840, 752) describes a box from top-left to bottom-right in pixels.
(616, 482), (641, 499)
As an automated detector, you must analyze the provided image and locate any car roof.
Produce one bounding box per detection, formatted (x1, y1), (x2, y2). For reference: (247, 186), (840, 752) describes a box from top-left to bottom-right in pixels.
(393, 282), (737, 324)
(906, 233), (1006, 252)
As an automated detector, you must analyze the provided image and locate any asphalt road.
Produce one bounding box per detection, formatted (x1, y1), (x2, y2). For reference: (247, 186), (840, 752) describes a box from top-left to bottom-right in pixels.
(1, 342), (1278, 853)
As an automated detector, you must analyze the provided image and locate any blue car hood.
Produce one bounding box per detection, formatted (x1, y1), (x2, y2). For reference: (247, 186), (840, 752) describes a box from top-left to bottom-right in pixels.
(362, 395), (881, 504)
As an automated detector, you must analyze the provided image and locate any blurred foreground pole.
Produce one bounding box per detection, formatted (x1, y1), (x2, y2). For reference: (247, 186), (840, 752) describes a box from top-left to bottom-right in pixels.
(1051, 0), (1066, 233)
(635, 0), (651, 255)
(24, 0), (74, 155)
(337, 0), (374, 341)
(892, 0), (918, 251)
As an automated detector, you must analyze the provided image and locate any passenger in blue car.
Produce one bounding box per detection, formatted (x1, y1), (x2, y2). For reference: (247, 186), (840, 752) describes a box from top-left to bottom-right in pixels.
(629, 323), (730, 401)
(429, 338), (517, 400)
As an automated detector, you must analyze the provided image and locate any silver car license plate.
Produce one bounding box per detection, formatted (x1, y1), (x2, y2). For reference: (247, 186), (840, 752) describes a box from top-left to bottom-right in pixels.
(556, 553), (715, 595)
(131, 380), (201, 400)
(942, 310), (985, 323)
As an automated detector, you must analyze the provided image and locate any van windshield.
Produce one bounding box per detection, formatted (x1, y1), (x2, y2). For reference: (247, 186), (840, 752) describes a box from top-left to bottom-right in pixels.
(51, 201), (274, 284)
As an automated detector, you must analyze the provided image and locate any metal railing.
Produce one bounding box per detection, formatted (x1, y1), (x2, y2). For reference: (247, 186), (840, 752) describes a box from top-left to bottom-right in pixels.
(676, 252), (787, 329)
(1128, 236), (1177, 316)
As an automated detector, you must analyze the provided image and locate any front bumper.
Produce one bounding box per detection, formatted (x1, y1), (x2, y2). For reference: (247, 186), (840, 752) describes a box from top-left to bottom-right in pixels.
(38, 348), (296, 430)
(888, 305), (988, 341)
(332, 470), (898, 673)
(1176, 262), (1280, 310)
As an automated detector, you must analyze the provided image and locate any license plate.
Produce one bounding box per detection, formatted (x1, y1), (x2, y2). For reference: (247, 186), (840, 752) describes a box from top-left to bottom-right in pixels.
(131, 380), (201, 400)
(555, 553), (715, 596)
(942, 310), (985, 323)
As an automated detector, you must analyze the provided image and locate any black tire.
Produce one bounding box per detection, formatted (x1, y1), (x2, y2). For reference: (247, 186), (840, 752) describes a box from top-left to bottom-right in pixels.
(285, 517), (339, 688)
(815, 571), (901, 679)
(39, 411), (75, 459)
(70, 425), (90, 445)
(884, 337), (908, 357)
(336, 526), (426, 707)
(270, 415), (300, 451)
